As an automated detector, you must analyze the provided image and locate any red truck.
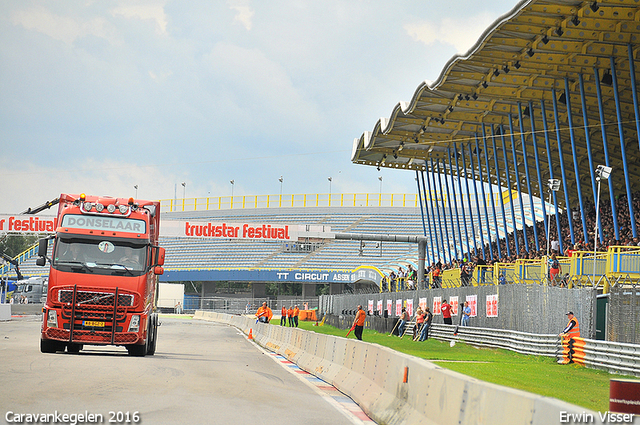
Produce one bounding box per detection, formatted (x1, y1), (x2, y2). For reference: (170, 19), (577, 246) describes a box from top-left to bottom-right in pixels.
(36, 193), (165, 356)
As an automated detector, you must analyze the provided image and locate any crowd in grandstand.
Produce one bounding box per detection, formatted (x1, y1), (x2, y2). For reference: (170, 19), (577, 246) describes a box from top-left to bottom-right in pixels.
(386, 190), (640, 290)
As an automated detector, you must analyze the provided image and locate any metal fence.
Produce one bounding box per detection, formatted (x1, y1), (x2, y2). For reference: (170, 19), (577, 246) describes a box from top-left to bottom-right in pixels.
(320, 284), (597, 337)
(608, 286), (640, 344)
(195, 296), (319, 315)
(324, 314), (640, 377)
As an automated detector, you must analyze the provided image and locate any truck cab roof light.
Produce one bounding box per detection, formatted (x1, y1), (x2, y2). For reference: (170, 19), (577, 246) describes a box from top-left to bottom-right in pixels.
(118, 205), (129, 214)
(84, 202), (93, 211)
(95, 203), (104, 212)
(106, 204), (116, 213)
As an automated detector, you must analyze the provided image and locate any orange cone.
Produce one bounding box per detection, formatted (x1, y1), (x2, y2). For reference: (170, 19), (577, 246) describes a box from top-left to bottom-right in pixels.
(248, 329), (253, 340)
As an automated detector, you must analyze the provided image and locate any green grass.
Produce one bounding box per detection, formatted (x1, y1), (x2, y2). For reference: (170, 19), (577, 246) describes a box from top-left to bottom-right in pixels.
(293, 321), (613, 412)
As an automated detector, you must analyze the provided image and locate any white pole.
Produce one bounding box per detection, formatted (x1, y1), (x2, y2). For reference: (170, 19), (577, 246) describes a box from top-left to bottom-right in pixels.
(593, 176), (601, 285)
(546, 190), (552, 257)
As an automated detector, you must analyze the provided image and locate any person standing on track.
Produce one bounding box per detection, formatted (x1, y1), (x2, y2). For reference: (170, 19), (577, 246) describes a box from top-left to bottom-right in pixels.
(287, 305), (294, 327)
(352, 305), (366, 340)
(560, 311), (580, 339)
(418, 307), (432, 341)
(256, 302), (273, 324)
(461, 301), (471, 327)
(281, 305), (287, 326)
(293, 305), (300, 327)
(397, 308), (409, 337)
(441, 299), (452, 325)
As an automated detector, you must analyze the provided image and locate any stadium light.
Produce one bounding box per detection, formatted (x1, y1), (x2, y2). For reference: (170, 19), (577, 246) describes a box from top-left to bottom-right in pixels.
(593, 165), (612, 284)
(546, 179), (561, 257)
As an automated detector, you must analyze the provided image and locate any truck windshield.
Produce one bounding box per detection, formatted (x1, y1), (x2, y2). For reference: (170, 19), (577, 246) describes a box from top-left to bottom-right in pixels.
(53, 236), (148, 276)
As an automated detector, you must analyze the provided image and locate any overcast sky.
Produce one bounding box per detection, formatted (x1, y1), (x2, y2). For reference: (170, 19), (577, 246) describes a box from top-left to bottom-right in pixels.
(1, 0), (518, 213)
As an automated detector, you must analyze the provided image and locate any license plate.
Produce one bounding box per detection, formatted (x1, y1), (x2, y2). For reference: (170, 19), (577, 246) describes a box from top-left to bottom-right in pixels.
(83, 320), (105, 327)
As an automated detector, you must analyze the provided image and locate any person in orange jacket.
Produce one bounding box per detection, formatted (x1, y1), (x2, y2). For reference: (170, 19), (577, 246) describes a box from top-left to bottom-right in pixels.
(287, 306), (294, 327)
(352, 305), (366, 340)
(256, 302), (273, 324)
(293, 305), (300, 327)
(280, 305), (287, 326)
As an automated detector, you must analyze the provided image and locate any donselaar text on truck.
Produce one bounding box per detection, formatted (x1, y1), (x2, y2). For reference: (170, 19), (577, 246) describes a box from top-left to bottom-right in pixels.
(36, 193), (165, 356)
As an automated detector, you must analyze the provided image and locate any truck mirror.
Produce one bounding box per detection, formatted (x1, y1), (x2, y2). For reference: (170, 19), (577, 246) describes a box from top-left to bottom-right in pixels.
(37, 238), (49, 257)
(156, 247), (165, 266)
(36, 257), (46, 267)
(154, 266), (164, 276)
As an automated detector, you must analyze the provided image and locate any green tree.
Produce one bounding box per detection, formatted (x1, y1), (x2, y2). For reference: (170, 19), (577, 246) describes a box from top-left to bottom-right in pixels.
(0, 234), (40, 258)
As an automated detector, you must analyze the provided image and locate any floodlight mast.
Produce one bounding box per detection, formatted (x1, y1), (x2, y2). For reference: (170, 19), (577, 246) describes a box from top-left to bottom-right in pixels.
(546, 179), (561, 257)
(593, 165), (612, 284)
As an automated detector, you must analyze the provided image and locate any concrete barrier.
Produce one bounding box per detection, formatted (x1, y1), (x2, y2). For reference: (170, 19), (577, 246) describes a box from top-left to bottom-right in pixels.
(195, 311), (600, 424)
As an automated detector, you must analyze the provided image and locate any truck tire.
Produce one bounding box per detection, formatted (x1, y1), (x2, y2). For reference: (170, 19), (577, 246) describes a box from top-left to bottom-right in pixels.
(67, 343), (82, 354)
(41, 339), (64, 353)
(146, 314), (158, 356)
(127, 343), (147, 357)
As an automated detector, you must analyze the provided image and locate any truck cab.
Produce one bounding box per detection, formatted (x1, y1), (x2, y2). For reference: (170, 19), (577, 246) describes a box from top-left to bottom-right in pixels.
(37, 193), (165, 356)
(11, 277), (48, 304)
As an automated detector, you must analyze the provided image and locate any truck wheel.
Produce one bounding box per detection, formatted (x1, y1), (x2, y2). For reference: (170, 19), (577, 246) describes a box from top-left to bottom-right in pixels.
(67, 343), (82, 354)
(146, 315), (158, 356)
(41, 339), (63, 353)
(127, 343), (147, 357)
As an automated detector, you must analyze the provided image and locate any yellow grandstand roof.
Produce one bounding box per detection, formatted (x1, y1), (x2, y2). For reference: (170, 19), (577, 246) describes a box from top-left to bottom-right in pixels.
(351, 0), (640, 205)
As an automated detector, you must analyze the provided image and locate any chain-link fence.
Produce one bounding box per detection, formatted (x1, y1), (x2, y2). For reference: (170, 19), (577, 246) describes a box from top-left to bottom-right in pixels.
(320, 284), (597, 337)
(608, 286), (640, 344)
(195, 296), (320, 315)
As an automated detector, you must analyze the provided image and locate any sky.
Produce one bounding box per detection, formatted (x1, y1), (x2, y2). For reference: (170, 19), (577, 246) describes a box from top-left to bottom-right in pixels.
(0, 0), (519, 213)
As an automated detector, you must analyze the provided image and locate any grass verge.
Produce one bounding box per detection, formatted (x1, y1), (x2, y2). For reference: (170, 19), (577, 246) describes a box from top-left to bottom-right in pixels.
(290, 321), (613, 412)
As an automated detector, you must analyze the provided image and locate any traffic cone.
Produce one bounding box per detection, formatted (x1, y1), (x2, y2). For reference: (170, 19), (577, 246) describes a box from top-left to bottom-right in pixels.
(248, 329), (253, 340)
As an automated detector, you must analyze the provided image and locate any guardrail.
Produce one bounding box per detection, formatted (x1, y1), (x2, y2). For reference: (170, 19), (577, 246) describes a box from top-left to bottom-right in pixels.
(160, 193), (421, 212)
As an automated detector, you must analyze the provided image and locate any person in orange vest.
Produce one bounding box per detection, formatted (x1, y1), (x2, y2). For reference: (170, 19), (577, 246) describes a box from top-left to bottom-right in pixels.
(560, 311), (580, 339)
(293, 305), (300, 327)
(352, 305), (366, 340)
(256, 302), (273, 323)
(280, 305), (287, 326)
(287, 306), (294, 327)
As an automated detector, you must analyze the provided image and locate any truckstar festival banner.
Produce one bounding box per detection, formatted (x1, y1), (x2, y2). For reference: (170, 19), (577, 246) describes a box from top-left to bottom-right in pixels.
(0, 215), (57, 233)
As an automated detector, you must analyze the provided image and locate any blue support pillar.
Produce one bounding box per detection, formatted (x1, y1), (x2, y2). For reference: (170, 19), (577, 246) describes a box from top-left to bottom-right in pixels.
(468, 143), (487, 259)
(629, 45), (640, 153)
(416, 170), (427, 235)
(491, 126), (511, 257)
(454, 146), (472, 258)
(436, 160), (454, 263)
(482, 126), (502, 259)
(540, 101), (563, 254)
(499, 125), (519, 255)
(552, 88), (575, 248)
(564, 78), (590, 246)
(594, 67), (620, 241)
(518, 104), (540, 251)
(527, 102), (548, 248)
(429, 158), (447, 264)
(509, 116), (530, 252)
(475, 135), (494, 261)
(447, 148), (464, 260)
(611, 56), (638, 238)
(420, 170), (436, 265)
(461, 145), (479, 256)
(578, 74), (601, 242)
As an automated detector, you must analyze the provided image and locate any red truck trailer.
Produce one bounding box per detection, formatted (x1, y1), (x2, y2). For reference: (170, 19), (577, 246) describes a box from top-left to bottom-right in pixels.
(36, 193), (165, 356)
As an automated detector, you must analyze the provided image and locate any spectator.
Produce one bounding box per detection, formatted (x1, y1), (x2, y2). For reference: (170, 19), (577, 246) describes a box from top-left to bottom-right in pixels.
(293, 305), (300, 327)
(441, 299), (452, 325)
(255, 302), (273, 323)
(281, 305), (287, 326)
(352, 305), (366, 341)
(397, 308), (409, 337)
(461, 302), (471, 327)
(418, 307), (432, 341)
(287, 305), (294, 327)
(548, 253), (561, 285)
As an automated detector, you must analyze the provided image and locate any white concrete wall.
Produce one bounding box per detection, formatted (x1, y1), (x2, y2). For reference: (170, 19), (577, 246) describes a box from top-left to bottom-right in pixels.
(194, 311), (602, 425)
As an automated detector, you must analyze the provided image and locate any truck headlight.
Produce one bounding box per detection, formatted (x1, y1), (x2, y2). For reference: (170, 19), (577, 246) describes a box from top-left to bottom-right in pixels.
(128, 315), (140, 332)
(47, 310), (58, 328)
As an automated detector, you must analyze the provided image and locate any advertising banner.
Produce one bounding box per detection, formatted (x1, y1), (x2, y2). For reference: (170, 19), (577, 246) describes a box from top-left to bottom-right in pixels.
(395, 299), (402, 317)
(406, 299), (413, 317)
(466, 294), (478, 317)
(433, 296), (442, 315)
(450, 296), (459, 316)
(486, 294), (498, 317)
